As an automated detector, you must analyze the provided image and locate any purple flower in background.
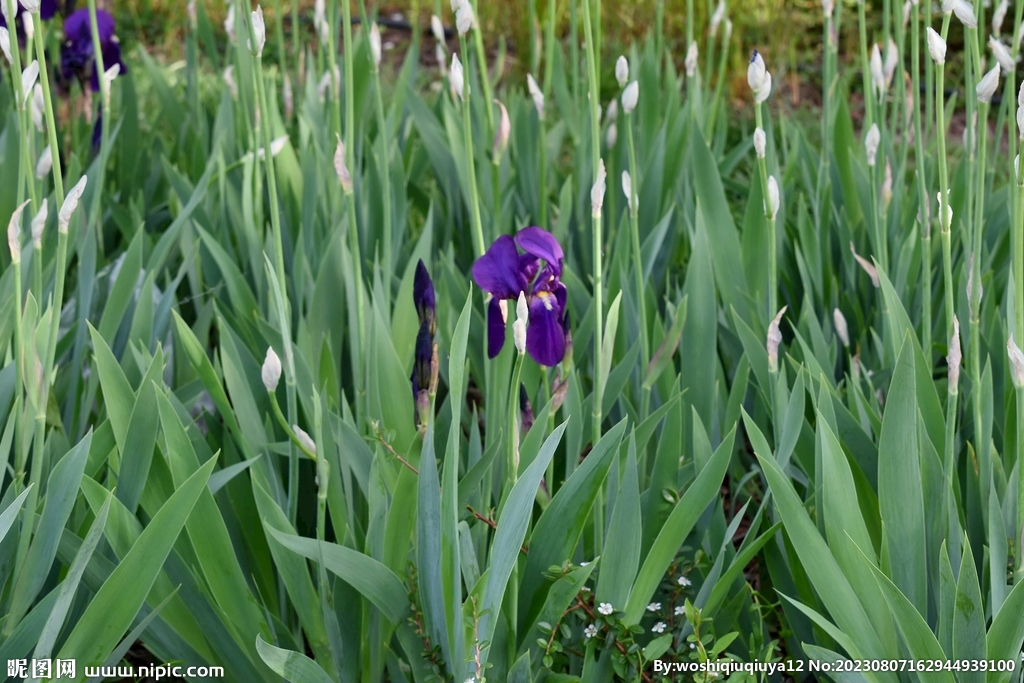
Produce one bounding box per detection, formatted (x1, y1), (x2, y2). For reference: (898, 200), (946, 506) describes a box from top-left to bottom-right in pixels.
(471, 227), (569, 367)
(60, 8), (126, 92)
(0, 0), (57, 30)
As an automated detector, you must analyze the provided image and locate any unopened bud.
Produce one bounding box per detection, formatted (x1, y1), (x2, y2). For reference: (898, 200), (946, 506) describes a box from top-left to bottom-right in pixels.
(1008, 335), (1024, 388)
(833, 308), (850, 347)
(754, 71), (772, 103)
(882, 160), (893, 208)
(753, 127), (766, 158)
(249, 6), (266, 56)
(685, 41), (698, 78)
(224, 4), (235, 43)
(747, 50), (767, 91)
(370, 22), (382, 68)
(605, 122), (617, 148)
(58, 176), (88, 233)
(976, 63), (1000, 102)
(450, 53), (465, 100)
(30, 202), (46, 248)
(527, 73), (544, 119)
(937, 190), (953, 230)
(621, 170), (637, 215)
(994, 0), (1010, 34)
(850, 242), (880, 287)
(7, 200), (29, 265)
(513, 292), (528, 354)
(622, 80), (639, 113)
(615, 55), (629, 87)
(947, 316), (961, 391)
(20, 61), (39, 110)
(865, 124), (881, 166)
(767, 305), (787, 373)
(711, 0), (726, 32)
(765, 175), (780, 221)
(493, 99), (510, 159)
(870, 43), (885, 96)
(21, 12), (32, 42)
(0, 28), (11, 65)
(431, 14), (445, 43)
(456, 1), (475, 35)
(927, 27), (947, 63)
(334, 136), (353, 193)
(294, 425), (317, 455)
(223, 65), (238, 99)
(990, 36), (1015, 72)
(591, 158), (607, 217)
(262, 347), (282, 391)
(35, 145), (51, 180)
(884, 38), (899, 88)
(947, 0), (978, 27)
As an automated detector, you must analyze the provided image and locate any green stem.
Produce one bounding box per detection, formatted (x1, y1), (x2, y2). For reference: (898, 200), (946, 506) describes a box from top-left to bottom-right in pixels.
(371, 62), (394, 302)
(625, 114), (650, 416)
(458, 36), (487, 259)
(911, 2), (932, 359)
(857, 0), (874, 131)
(755, 104), (776, 319)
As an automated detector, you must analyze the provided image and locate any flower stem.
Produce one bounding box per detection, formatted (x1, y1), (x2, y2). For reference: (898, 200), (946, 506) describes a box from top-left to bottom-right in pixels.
(371, 60), (394, 302)
(625, 114), (650, 416)
(936, 13), (954, 341)
(754, 104), (776, 319)
(857, 0), (874, 132)
(911, 1), (932, 360)
(458, 35), (487, 259)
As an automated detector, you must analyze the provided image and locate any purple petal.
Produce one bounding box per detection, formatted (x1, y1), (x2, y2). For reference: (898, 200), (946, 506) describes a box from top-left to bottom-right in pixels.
(64, 9), (116, 44)
(487, 298), (506, 359)
(39, 0), (57, 20)
(472, 235), (527, 299)
(413, 259), (435, 327)
(514, 227), (563, 274)
(526, 292), (566, 366)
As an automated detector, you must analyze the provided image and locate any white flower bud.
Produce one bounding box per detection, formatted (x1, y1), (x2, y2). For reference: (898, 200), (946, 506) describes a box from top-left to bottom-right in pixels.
(450, 53), (464, 100)
(766, 175), (780, 221)
(451, 0), (463, 13)
(262, 347), (282, 391)
(223, 65), (238, 99)
(21, 13), (32, 42)
(937, 190), (953, 230)
(833, 308), (850, 347)
(605, 122), (617, 148)
(294, 425), (317, 455)
(591, 158), (607, 217)
(621, 170), (637, 214)
(435, 43), (447, 76)
(314, 0), (328, 43)
(334, 135), (353, 193)
(527, 73), (544, 119)
(370, 22), (382, 68)
(711, 1), (726, 33)
(767, 305), (787, 373)
(994, 0), (1010, 34)
(456, 1), (475, 35)
(754, 71), (772, 103)
(35, 145), (51, 179)
(1018, 102), (1024, 138)
(31, 84), (44, 132)
(949, 0), (977, 27)
(884, 38), (899, 88)
(622, 80), (639, 113)
(431, 14), (445, 43)
(865, 123), (881, 166)
(58, 176), (88, 233)
(991, 36), (1015, 72)
(1008, 336), (1024, 388)
(947, 317), (962, 391)
(685, 41), (698, 78)
(249, 6), (266, 56)
(977, 63), (1000, 102)
(870, 44), (885, 96)
(224, 4), (235, 43)
(753, 127), (766, 158)
(493, 98), (510, 158)
(747, 51), (767, 92)
(498, 298), (508, 323)
(927, 27), (946, 64)
(513, 292), (528, 354)
(724, 18), (733, 40)
(0, 27), (10, 65)
(903, 0), (912, 29)
(7, 200), (29, 265)
(849, 242), (880, 287)
(823, 0), (835, 16)
(30, 202), (46, 248)
(606, 99), (619, 123)
(20, 0), (39, 13)
(615, 55), (629, 87)
(283, 73), (293, 119)
(187, 0), (197, 30)
(20, 61), (39, 110)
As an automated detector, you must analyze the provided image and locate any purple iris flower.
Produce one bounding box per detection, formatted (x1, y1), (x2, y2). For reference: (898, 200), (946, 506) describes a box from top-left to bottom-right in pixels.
(60, 8), (126, 92)
(411, 259), (437, 401)
(0, 0), (58, 32)
(471, 227), (569, 367)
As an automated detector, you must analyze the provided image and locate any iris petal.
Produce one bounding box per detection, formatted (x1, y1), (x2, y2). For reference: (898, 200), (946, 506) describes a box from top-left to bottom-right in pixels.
(413, 259), (436, 329)
(487, 298), (506, 358)
(471, 234), (527, 299)
(514, 227), (563, 274)
(526, 293), (566, 366)
(64, 9), (116, 43)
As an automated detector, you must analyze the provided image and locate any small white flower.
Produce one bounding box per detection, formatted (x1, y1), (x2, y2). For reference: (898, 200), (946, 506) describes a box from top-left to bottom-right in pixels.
(369, 22), (382, 68)
(870, 43), (885, 96)
(677, 575), (691, 587)
(598, 602), (614, 615)
(621, 171), (637, 214)
(605, 122), (618, 148)
(20, 61), (39, 110)
(994, 0), (1010, 34)
(651, 621), (667, 633)
(591, 158), (607, 217)
(262, 347), (282, 391)
(621, 80), (639, 114)
(884, 38), (899, 88)
(674, 605), (685, 615)
(58, 176), (88, 234)
(947, 316), (962, 390)
(748, 50), (767, 92)
(711, 0), (726, 33)
(865, 123), (881, 166)
(294, 425), (317, 455)
(7, 200), (29, 264)
(685, 41), (698, 78)
(35, 145), (51, 180)
(334, 136), (353, 193)
(527, 73), (545, 119)
(584, 623), (598, 639)
(513, 292), (528, 354)
(224, 65), (238, 98)
(0, 27), (10, 64)
(977, 64), (1000, 102)
(431, 14), (445, 43)
(990, 36), (1015, 72)
(766, 175), (780, 220)
(450, 53), (465, 100)
(753, 127), (766, 158)
(646, 602), (661, 612)
(456, 1), (475, 35)
(21, 12), (32, 42)
(767, 305), (787, 373)
(949, 0), (978, 27)
(615, 55), (629, 87)
(30, 201), (47, 248)
(927, 27), (947, 64)
(224, 4), (235, 43)
(833, 308), (850, 347)
(754, 71), (772, 103)
(250, 6), (266, 56)
(1008, 335), (1024, 388)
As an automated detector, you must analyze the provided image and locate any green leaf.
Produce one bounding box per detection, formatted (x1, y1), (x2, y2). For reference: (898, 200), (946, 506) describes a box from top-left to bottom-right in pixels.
(594, 432), (641, 609)
(953, 537), (986, 683)
(986, 570), (1024, 683)
(0, 485), (32, 544)
(255, 636), (335, 683)
(116, 380), (160, 514)
(643, 296), (687, 389)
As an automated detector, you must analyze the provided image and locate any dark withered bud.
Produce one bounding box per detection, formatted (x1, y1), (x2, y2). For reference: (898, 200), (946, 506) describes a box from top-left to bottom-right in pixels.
(561, 309), (573, 369)
(551, 370), (570, 413)
(519, 383), (535, 434)
(413, 259), (436, 335)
